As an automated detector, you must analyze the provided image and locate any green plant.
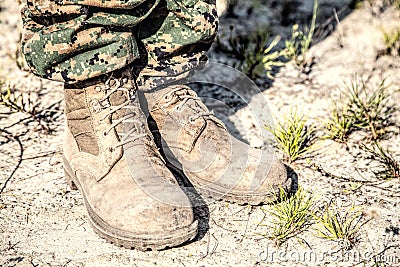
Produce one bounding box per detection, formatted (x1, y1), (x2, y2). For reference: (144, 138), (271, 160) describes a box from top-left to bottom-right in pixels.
(261, 36), (286, 79)
(381, 27), (400, 57)
(324, 103), (354, 142)
(349, 0), (365, 9)
(216, 26), (279, 79)
(0, 84), (37, 114)
(283, 0), (318, 68)
(361, 141), (400, 180)
(349, 0), (400, 10)
(381, 0), (400, 9)
(261, 187), (319, 247)
(325, 78), (396, 141)
(266, 108), (318, 163)
(315, 203), (368, 250)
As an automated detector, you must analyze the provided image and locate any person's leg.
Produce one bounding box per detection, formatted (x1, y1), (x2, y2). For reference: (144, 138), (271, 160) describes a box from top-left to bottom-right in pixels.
(20, 0), (217, 85)
(20, 0), (205, 250)
(21, 0), (154, 83)
(138, 2), (291, 204)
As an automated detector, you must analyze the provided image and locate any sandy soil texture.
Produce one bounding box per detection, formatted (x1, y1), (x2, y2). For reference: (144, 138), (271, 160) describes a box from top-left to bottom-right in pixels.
(1, 0), (399, 266)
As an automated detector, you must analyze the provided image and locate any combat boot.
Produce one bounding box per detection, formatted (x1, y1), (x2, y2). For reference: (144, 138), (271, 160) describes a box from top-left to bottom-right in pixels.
(144, 85), (291, 205)
(62, 73), (197, 250)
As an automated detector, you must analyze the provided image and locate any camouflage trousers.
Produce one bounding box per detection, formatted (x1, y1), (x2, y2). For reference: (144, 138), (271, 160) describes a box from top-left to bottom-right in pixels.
(20, 0), (218, 88)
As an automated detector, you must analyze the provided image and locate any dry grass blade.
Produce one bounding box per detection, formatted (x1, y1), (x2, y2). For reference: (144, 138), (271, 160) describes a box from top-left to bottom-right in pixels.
(0, 81), (58, 132)
(361, 141), (400, 180)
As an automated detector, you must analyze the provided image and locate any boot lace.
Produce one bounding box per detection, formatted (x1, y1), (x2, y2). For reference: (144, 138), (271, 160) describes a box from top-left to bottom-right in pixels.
(98, 76), (146, 151)
(162, 87), (225, 127)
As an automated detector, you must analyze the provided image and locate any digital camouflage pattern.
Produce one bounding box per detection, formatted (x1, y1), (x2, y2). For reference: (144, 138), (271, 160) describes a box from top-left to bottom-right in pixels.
(21, 0), (218, 88)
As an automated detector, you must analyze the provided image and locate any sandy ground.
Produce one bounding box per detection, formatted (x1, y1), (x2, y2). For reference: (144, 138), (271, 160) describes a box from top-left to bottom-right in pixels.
(1, 0), (400, 266)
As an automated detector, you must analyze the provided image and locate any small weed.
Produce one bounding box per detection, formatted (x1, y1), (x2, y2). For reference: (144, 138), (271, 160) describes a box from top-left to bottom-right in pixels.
(314, 203), (368, 250)
(324, 103), (354, 142)
(324, 78), (396, 141)
(284, 0), (318, 68)
(0, 83), (37, 114)
(349, 0), (366, 9)
(261, 187), (319, 247)
(380, 0), (400, 9)
(378, 28), (400, 57)
(261, 36), (286, 79)
(0, 82), (57, 132)
(361, 141), (400, 180)
(216, 26), (279, 79)
(266, 108), (318, 163)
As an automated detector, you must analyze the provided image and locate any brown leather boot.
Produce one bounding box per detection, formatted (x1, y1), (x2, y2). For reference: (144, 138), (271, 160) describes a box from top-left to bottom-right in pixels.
(144, 84), (291, 205)
(63, 73), (197, 250)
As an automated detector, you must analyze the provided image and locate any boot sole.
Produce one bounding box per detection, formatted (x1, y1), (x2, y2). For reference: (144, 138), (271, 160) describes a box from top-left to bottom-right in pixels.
(168, 163), (292, 206)
(63, 157), (198, 251)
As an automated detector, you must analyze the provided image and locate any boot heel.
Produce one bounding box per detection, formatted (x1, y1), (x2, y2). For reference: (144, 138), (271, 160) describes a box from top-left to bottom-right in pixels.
(63, 157), (78, 190)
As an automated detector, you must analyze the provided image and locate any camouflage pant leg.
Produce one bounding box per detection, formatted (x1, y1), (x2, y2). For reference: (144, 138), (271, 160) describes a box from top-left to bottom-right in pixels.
(20, 0), (218, 86)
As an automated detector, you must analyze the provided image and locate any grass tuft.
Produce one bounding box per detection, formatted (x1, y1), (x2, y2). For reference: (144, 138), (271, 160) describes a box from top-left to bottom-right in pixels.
(324, 102), (354, 142)
(215, 26), (283, 79)
(283, 0), (318, 69)
(266, 108), (318, 163)
(314, 203), (368, 250)
(261, 187), (319, 247)
(324, 78), (396, 141)
(261, 36), (286, 79)
(361, 141), (400, 180)
(380, 27), (400, 57)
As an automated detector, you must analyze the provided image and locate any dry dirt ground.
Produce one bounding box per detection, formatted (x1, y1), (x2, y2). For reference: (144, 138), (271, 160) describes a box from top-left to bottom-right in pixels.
(1, 0), (400, 266)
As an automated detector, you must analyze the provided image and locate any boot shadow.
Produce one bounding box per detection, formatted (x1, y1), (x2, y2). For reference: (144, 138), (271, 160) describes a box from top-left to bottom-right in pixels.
(286, 164), (299, 195)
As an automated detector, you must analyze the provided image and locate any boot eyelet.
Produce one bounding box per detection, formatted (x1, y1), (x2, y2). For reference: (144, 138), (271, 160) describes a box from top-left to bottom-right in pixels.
(164, 93), (174, 102)
(189, 116), (196, 123)
(102, 131), (108, 137)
